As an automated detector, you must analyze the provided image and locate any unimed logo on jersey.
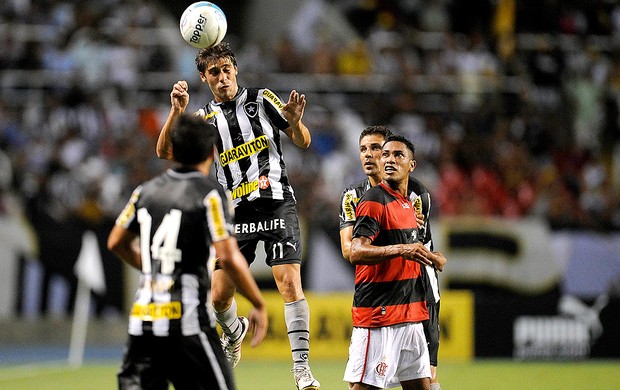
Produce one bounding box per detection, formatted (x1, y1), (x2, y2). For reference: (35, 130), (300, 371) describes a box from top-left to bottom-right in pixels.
(219, 135), (269, 167)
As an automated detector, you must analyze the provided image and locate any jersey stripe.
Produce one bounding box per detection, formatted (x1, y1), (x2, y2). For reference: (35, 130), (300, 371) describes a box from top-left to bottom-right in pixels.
(351, 183), (428, 327)
(352, 301), (429, 328)
(340, 177), (440, 304)
(354, 277), (425, 307)
(203, 87), (294, 206)
(354, 258), (422, 285)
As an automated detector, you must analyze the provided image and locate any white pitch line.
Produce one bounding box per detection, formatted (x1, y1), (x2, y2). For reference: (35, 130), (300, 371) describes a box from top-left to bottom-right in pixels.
(0, 361), (78, 382)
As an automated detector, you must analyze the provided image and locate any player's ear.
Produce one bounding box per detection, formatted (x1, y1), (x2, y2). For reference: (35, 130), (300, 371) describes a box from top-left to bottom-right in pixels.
(199, 72), (207, 83)
(409, 159), (416, 173)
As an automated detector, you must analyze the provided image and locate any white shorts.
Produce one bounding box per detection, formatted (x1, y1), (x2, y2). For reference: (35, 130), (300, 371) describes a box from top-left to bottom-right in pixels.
(343, 323), (431, 389)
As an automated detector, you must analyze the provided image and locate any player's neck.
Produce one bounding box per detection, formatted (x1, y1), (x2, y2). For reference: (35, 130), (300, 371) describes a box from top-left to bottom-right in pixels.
(189, 158), (213, 176)
(368, 175), (381, 187)
(383, 179), (408, 198)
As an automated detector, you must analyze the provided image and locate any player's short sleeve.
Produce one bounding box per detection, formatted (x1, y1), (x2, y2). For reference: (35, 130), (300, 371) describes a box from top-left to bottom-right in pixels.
(204, 188), (234, 243)
(115, 185), (142, 233)
(339, 188), (358, 230)
(352, 191), (383, 242)
(261, 88), (290, 130)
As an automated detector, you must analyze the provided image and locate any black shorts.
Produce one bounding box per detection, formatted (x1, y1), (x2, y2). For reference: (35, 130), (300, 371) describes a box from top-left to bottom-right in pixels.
(422, 300), (440, 367)
(118, 329), (235, 390)
(233, 198), (302, 266)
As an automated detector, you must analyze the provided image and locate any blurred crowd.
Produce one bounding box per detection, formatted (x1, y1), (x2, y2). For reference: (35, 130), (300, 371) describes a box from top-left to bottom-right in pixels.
(0, 0), (619, 314)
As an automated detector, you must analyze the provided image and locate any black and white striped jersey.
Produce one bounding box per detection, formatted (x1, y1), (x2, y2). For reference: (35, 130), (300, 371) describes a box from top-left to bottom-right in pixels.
(196, 86), (294, 206)
(115, 168), (235, 337)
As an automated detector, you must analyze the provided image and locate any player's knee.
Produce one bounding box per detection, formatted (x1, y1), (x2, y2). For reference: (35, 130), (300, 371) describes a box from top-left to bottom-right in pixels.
(273, 265), (304, 300)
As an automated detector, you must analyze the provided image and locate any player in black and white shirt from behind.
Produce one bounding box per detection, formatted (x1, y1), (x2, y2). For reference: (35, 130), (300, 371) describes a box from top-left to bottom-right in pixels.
(108, 114), (267, 390)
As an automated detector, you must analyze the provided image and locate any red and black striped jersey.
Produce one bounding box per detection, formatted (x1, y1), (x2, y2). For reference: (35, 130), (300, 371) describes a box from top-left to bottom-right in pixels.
(196, 86), (295, 207)
(340, 177), (432, 247)
(115, 168), (234, 337)
(351, 182), (429, 328)
(340, 176), (439, 304)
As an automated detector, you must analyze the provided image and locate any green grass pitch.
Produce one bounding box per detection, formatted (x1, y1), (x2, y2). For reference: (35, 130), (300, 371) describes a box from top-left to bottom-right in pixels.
(1, 359), (619, 389)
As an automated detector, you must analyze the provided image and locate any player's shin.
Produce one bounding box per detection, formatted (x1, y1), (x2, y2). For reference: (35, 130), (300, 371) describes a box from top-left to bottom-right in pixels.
(284, 298), (311, 368)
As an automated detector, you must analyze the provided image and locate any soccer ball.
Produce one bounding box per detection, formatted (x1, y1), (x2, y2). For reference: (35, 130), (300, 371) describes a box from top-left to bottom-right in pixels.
(179, 2), (227, 49)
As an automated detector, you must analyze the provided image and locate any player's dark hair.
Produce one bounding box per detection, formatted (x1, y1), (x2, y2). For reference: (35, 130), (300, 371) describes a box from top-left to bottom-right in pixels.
(195, 41), (237, 73)
(171, 114), (217, 165)
(384, 134), (415, 158)
(359, 125), (393, 144)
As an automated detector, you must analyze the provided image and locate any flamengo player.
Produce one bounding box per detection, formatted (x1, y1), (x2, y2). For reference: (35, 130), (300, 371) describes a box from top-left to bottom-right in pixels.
(340, 126), (445, 388)
(341, 134), (445, 389)
(156, 42), (320, 390)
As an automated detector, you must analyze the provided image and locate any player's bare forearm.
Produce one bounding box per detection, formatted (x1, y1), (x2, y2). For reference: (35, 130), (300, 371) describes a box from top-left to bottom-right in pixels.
(282, 90), (311, 148)
(222, 253), (268, 346)
(156, 108), (182, 160)
(157, 81), (189, 159)
(285, 121), (311, 149)
(107, 225), (142, 270)
(350, 237), (434, 267)
(215, 238), (268, 346)
(339, 226), (353, 260)
(350, 237), (406, 265)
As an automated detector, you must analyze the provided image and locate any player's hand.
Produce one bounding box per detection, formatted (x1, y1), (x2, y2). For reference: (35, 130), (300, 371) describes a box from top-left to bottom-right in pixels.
(415, 210), (424, 228)
(170, 80), (189, 113)
(247, 305), (268, 347)
(432, 252), (447, 272)
(282, 90), (306, 125)
(401, 243), (433, 266)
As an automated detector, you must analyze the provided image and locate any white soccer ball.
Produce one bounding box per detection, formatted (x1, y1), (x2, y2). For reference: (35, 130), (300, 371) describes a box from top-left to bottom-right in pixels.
(179, 2), (227, 49)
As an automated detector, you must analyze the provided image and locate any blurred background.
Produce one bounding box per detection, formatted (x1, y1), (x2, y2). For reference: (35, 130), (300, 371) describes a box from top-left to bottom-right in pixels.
(0, 0), (619, 367)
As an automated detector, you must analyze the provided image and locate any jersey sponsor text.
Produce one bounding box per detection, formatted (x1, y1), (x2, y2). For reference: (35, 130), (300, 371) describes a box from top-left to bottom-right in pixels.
(130, 302), (182, 320)
(262, 89), (284, 109)
(219, 135), (269, 166)
(235, 218), (285, 234)
(231, 180), (259, 200)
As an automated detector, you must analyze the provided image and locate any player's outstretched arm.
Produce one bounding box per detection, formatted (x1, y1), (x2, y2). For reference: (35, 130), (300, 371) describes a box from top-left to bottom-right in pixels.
(282, 90), (311, 149)
(156, 81), (190, 160)
(214, 238), (268, 347)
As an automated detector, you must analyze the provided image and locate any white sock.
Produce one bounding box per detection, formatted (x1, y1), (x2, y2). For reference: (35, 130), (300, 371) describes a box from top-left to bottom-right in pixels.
(430, 382), (441, 390)
(285, 299), (311, 368)
(214, 298), (244, 340)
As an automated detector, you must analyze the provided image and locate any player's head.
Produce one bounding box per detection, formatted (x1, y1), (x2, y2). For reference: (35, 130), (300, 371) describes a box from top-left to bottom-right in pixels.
(196, 42), (239, 103)
(381, 134), (416, 184)
(358, 125), (393, 182)
(171, 114), (218, 166)
(359, 125), (392, 145)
